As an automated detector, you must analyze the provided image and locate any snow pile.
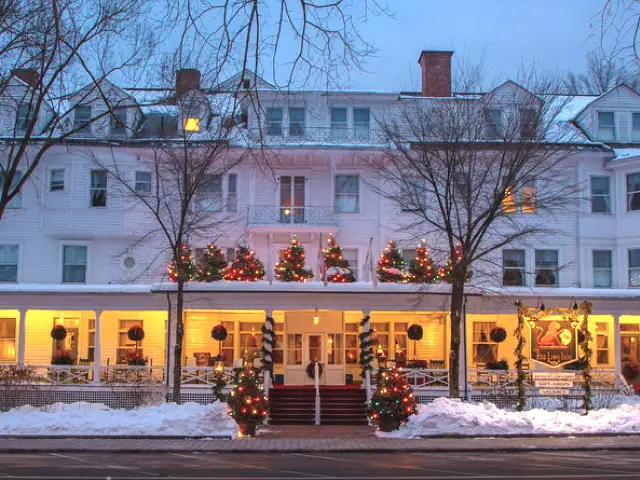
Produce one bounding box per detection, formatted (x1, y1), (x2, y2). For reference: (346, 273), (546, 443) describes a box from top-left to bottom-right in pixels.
(377, 397), (640, 438)
(0, 401), (236, 437)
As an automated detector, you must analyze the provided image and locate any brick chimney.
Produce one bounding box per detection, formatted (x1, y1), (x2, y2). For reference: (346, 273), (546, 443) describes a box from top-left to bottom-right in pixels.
(418, 51), (453, 97)
(175, 69), (201, 98)
(11, 68), (40, 88)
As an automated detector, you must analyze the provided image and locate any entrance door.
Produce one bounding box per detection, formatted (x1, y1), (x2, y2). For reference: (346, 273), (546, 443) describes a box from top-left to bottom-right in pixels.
(52, 328), (79, 365)
(304, 333), (325, 385)
(621, 334), (640, 385)
(279, 175), (305, 224)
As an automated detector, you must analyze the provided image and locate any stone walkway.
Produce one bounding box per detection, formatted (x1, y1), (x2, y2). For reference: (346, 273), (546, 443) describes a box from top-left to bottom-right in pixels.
(0, 434), (639, 453)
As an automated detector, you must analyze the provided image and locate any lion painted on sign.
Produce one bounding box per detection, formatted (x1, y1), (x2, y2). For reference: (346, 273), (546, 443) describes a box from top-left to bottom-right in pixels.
(535, 321), (573, 346)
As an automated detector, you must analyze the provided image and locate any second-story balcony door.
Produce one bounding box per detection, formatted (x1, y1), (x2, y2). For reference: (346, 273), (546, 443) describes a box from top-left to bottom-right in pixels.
(280, 175), (305, 224)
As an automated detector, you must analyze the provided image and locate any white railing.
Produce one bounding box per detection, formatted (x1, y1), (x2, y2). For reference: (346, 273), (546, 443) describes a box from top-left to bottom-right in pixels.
(27, 365), (95, 385)
(247, 205), (337, 227)
(13, 365), (166, 386)
(180, 366), (235, 386)
(99, 365), (166, 386)
(314, 362), (320, 426)
(467, 368), (621, 391)
(400, 368), (450, 388)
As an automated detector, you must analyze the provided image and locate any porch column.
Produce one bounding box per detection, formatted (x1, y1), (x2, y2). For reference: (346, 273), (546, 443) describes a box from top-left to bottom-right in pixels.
(614, 314), (621, 384)
(17, 308), (27, 365)
(93, 310), (103, 384)
(263, 309), (274, 394)
(361, 309), (372, 400)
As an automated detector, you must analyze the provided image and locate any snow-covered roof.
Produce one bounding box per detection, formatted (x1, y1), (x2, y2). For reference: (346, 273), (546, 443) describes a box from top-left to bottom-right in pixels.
(552, 95), (600, 122)
(612, 148), (640, 161)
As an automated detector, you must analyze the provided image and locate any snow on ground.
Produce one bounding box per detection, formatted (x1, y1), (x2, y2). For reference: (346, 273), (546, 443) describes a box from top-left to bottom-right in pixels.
(377, 397), (640, 438)
(0, 401), (237, 437)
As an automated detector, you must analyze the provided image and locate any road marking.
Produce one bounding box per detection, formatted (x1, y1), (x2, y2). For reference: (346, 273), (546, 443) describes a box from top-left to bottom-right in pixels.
(168, 453), (203, 460)
(48, 453), (90, 463)
(287, 453), (351, 462)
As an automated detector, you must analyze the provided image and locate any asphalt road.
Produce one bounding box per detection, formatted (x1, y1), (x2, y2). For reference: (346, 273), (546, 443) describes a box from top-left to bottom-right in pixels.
(0, 450), (639, 479)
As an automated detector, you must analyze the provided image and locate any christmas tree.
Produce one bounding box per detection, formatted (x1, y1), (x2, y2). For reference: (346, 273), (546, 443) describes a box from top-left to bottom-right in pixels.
(323, 234), (356, 283)
(196, 243), (227, 282)
(439, 243), (471, 283)
(376, 240), (407, 283)
(224, 245), (265, 281)
(167, 244), (194, 282)
(227, 366), (269, 436)
(367, 367), (417, 432)
(408, 240), (438, 284)
(274, 236), (313, 282)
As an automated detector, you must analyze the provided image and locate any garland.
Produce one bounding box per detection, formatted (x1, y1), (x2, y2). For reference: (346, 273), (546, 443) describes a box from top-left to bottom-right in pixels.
(359, 315), (374, 378)
(514, 301), (527, 412)
(580, 301), (593, 414)
(260, 315), (276, 381)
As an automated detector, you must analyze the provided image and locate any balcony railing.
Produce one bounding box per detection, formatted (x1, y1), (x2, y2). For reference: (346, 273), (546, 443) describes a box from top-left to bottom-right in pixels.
(247, 205), (337, 227)
(249, 126), (384, 147)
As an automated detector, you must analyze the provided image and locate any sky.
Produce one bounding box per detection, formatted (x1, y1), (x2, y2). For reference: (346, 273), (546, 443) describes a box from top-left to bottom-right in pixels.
(339, 0), (606, 92)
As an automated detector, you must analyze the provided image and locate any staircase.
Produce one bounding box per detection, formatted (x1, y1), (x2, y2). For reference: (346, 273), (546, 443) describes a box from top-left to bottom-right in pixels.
(269, 386), (368, 425)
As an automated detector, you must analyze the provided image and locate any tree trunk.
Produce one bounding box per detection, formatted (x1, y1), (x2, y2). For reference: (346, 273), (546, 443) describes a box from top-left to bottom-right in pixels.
(172, 278), (185, 403)
(448, 278), (465, 399)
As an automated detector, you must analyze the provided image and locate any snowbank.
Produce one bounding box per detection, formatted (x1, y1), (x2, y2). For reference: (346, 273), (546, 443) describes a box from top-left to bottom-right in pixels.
(0, 401), (237, 437)
(377, 397), (640, 438)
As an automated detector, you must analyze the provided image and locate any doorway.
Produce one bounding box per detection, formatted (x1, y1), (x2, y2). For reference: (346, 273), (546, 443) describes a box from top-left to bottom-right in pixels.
(621, 334), (640, 385)
(304, 333), (325, 385)
(279, 175), (305, 224)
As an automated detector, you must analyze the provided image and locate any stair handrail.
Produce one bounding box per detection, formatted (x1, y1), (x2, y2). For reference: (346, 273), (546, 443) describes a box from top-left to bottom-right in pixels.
(314, 361), (320, 426)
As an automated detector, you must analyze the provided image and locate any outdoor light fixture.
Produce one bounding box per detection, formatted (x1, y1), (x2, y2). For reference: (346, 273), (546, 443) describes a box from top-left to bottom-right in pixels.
(313, 308), (319, 326)
(214, 357), (225, 374)
(183, 117), (200, 132)
(284, 207), (291, 215)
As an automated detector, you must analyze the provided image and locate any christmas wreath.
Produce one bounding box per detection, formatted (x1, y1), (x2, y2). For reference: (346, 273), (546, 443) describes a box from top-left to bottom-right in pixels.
(306, 360), (324, 379)
(407, 324), (424, 341)
(50, 324), (67, 341)
(623, 361), (639, 380)
(211, 324), (228, 341)
(127, 324), (145, 342)
(489, 326), (507, 343)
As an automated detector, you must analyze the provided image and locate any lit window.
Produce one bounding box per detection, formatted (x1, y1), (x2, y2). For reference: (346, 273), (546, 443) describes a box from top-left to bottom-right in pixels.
(0, 245), (18, 283)
(50, 169), (65, 192)
(595, 322), (609, 364)
(593, 250), (612, 288)
(0, 318), (16, 361)
(472, 322), (498, 365)
(522, 182), (536, 213)
(503, 187), (517, 213)
(598, 111), (615, 141)
(183, 117), (201, 132)
(62, 245), (87, 283)
(591, 176), (611, 213)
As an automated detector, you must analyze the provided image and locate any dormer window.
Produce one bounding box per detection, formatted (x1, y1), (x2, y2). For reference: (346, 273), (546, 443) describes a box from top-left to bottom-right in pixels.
(184, 117), (201, 132)
(266, 107), (283, 136)
(633, 113), (640, 142)
(73, 104), (92, 135)
(519, 108), (537, 139)
(484, 108), (502, 138)
(110, 109), (127, 136)
(242, 79), (250, 89)
(598, 111), (615, 141)
(16, 102), (34, 134)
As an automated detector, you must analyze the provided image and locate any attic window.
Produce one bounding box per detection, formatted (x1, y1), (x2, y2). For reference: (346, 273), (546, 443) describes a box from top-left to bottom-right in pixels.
(184, 117), (200, 132)
(242, 79), (251, 89)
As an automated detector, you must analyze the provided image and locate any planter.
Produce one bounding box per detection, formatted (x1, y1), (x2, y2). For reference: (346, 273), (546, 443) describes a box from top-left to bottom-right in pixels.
(378, 418), (401, 432)
(238, 422), (257, 437)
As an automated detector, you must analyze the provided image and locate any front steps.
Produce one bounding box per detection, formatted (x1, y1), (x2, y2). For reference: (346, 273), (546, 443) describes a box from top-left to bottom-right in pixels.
(269, 386), (368, 425)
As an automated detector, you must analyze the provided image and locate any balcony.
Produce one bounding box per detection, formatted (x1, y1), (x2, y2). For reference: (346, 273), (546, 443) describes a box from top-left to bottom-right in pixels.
(247, 126), (384, 147)
(247, 205), (338, 233)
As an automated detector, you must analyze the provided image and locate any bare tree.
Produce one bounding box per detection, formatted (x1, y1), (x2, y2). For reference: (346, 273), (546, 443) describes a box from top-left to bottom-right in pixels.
(563, 50), (640, 94)
(0, 0), (166, 221)
(373, 72), (580, 398)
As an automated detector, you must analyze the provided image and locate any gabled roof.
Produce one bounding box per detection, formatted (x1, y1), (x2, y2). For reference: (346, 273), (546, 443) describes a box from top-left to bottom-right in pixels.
(215, 70), (275, 92)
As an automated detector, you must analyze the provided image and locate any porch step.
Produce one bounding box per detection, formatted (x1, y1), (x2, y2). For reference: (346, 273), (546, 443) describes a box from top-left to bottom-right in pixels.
(269, 387), (316, 425)
(320, 386), (368, 426)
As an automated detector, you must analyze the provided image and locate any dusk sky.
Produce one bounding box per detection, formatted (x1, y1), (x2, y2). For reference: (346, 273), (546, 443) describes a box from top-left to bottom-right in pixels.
(342, 0), (606, 91)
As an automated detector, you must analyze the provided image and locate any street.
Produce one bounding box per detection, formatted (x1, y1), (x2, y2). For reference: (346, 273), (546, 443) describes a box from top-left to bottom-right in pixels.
(0, 450), (639, 479)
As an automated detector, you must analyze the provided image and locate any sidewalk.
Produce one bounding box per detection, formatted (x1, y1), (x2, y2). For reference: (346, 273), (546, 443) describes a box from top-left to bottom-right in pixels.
(1, 434), (640, 453)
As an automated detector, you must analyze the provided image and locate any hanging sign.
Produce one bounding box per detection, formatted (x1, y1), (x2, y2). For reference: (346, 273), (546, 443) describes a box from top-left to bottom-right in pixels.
(539, 388), (571, 396)
(528, 318), (579, 368)
(532, 372), (575, 389)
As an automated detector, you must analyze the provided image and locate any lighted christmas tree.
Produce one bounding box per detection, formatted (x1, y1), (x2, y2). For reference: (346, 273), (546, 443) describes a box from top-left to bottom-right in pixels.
(224, 244), (265, 281)
(167, 244), (194, 282)
(227, 366), (269, 437)
(274, 236), (313, 282)
(367, 367), (417, 432)
(376, 240), (407, 283)
(439, 243), (471, 283)
(323, 234), (356, 283)
(196, 243), (227, 282)
(408, 240), (438, 284)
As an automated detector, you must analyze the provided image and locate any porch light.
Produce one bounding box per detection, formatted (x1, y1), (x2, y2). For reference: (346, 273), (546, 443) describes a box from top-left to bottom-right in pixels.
(377, 344), (384, 357)
(284, 207), (291, 215)
(313, 314), (319, 326)
(214, 358), (225, 374)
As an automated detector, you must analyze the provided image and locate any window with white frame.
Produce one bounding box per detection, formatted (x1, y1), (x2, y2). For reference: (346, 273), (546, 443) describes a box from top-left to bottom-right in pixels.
(73, 104), (92, 133)
(327, 333), (343, 365)
(62, 245), (87, 283)
(345, 323), (358, 364)
(287, 333), (302, 365)
(503, 182), (536, 214)
(591, 176), (611, 213)
(522, 181), (536, 213)
(227, 173), (237, 212)
(50, 169), (65, 192)
(596, 322), (609, 364)
(135, 171), (151, 194)
(195, 174), (223, 211)
(0, 170), (22, 208)
(266, 107), (283, 136)
(117, 319), (143, 364)
(90, 170), (107, 207)
(484, 109), (502, 138)
(16, 102), (34, 133)
(503, 185), (517, 213)
(240, 321), (262, 362)
(334, 175), (359, 212)
(0, 245), (18, 283)
(503, 249), (525, 286)
(627, 172), (640, 211)
(342, 248), (358, 279)
(370, 322), (389, 358)
(598, 111), (615, 141)
(353, 108), (370, 139)
(535, 249), (558, 286)
(593, 250), (613, 288)
(633, 113), (640, 142)
(472, 321), (498, 365)
(629, 249), (640, 288)
(288, 108), (305, 137)
(330, 107), (348, 139)
(110, 109), (127, 136)
(0, 318), (16, 361)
